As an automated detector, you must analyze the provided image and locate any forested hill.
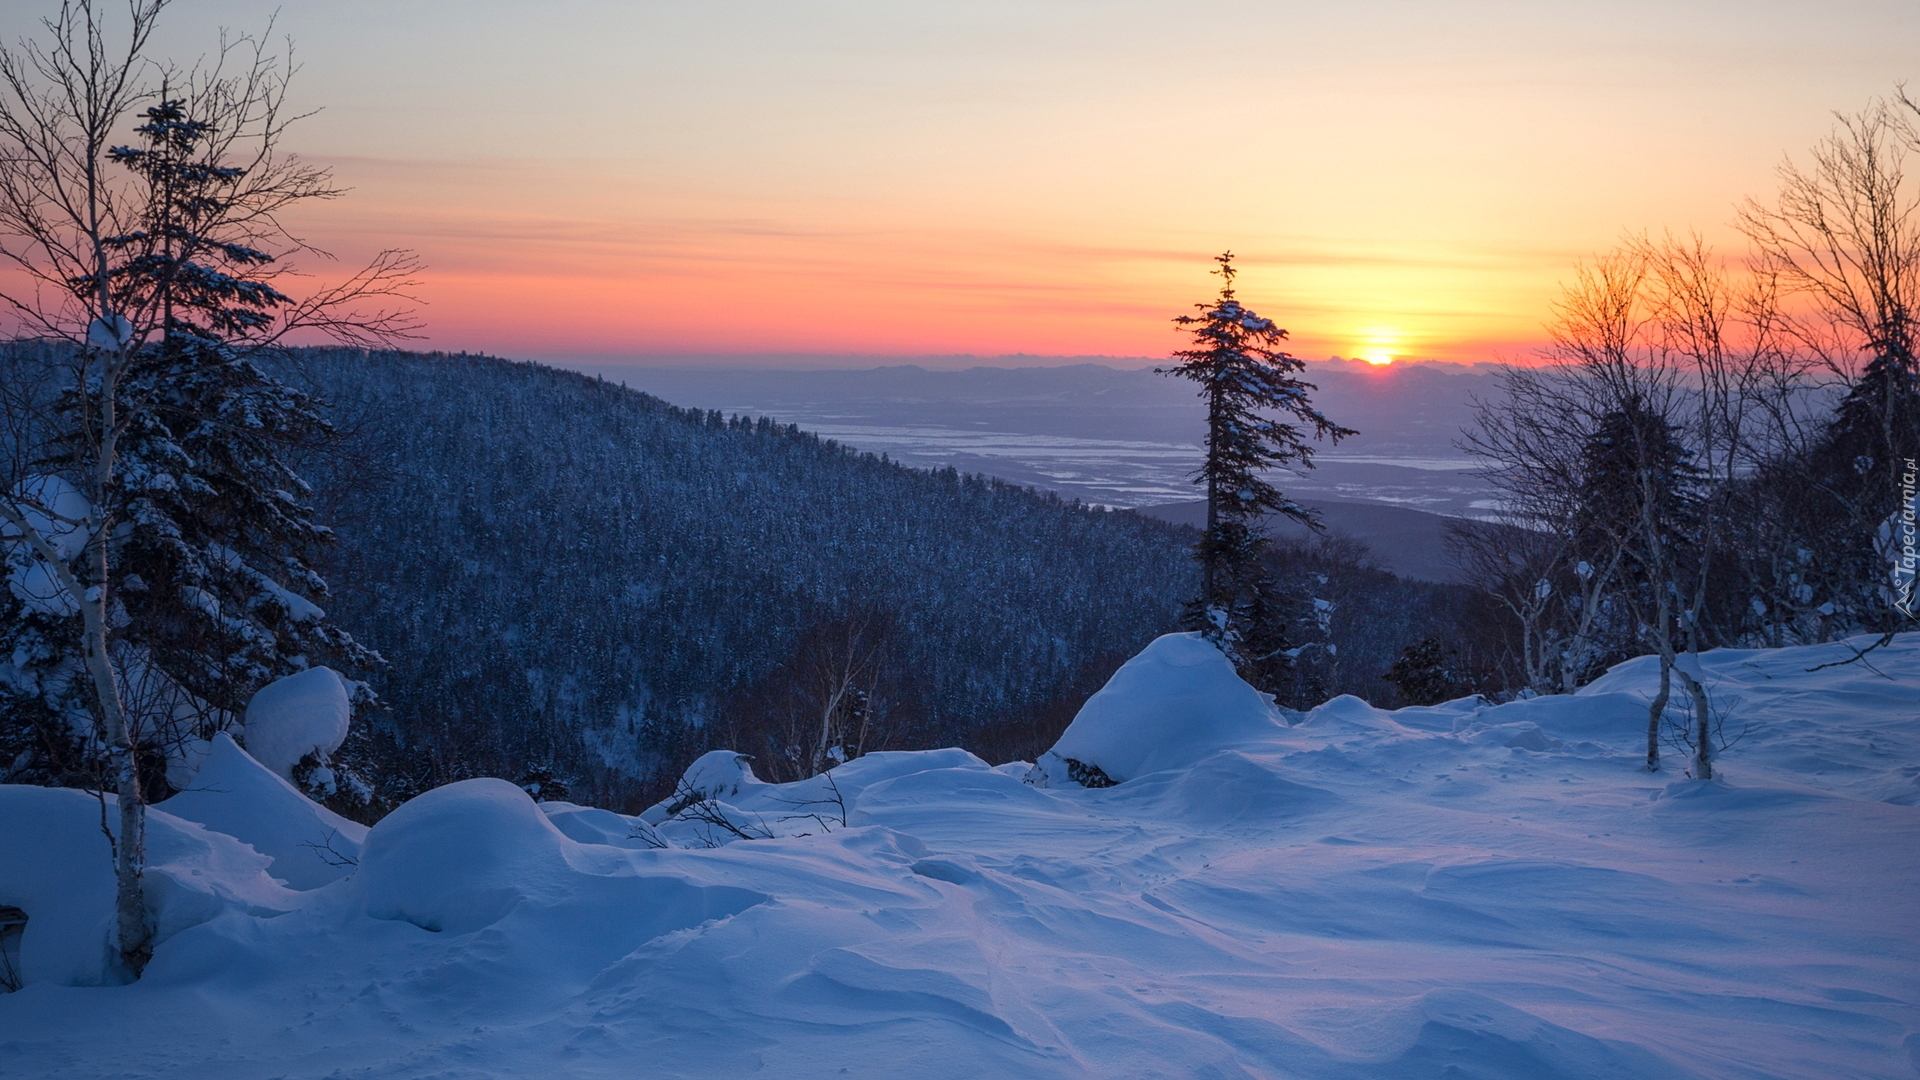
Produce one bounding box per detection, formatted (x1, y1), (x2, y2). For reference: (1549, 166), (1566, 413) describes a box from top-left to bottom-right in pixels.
(276, 349), (1196, 808)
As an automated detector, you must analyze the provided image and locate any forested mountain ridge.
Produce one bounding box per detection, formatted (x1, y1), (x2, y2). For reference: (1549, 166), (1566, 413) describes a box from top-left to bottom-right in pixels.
(275, 349), (1198, 808)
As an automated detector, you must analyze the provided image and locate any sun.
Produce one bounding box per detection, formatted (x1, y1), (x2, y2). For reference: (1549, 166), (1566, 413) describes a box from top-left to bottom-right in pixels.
(1354, 327), (1402, 366)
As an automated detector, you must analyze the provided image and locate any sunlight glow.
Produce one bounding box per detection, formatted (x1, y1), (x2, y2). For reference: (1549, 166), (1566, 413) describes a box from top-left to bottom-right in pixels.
(1355, 327), (1402, 366)
(64, 0), (1899, 365)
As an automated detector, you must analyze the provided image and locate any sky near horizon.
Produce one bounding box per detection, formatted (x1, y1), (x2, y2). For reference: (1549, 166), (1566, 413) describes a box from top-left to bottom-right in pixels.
(5, 0), (1917, 366)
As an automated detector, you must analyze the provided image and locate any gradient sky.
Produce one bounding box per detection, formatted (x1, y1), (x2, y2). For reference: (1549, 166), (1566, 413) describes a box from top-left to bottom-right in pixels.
(8, 0), (1916, 365)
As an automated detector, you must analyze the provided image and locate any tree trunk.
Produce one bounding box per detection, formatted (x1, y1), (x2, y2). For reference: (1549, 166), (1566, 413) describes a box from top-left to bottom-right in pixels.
(1521, 617), (1537, 694)
(0, 493), (149, 975)
(811, 677), (848, 778)
(1202, 382), (1222, 609)
(1563, 546), (1624, 695)
(93, 349), (149, 974)
(1645, 652), (1670, 773)
(1674, 660), (1712, 780)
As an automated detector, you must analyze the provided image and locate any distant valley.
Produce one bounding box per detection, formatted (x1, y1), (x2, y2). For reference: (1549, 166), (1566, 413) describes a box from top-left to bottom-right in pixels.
(574, 360), (1504, 577)
(579, 359), (1504, 518)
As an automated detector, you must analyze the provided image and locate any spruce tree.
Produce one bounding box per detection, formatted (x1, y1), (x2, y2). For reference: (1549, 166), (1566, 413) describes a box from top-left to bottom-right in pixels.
(1161, 252), (1354, 681)
(1574, 399), (1706, 770)
(3, 96), (380, 794)
(1382, 637), (1471, 707)
(1574, 400), (1702, 608)
(0, 5), (413, 975)
(1807, 344), (1920, 623)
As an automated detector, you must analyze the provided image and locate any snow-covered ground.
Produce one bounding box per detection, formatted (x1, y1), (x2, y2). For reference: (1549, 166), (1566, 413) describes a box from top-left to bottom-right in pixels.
(2, 633), (1916, 1079)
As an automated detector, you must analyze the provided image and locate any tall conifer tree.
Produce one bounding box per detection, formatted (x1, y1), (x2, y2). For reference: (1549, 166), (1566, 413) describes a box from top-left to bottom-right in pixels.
(1162, 252), (1354, 681)
(5, 94), (381, 787)
(1809, 343), (1920, 621)
(0, 3), (412, 973)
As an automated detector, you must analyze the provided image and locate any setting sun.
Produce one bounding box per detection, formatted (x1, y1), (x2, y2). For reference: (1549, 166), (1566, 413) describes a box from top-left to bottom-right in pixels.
(6, 1), (1883, 367)
(1354, 327), (1403, 365)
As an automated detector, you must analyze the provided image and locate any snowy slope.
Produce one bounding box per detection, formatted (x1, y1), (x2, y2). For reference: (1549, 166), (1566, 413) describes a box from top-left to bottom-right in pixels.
(1, 633), (1915, 1079)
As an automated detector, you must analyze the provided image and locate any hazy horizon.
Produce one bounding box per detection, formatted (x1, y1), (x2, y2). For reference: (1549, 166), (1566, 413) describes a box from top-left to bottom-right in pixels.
(564, 358), (1503, 514)
(538, 352), (1514, 374)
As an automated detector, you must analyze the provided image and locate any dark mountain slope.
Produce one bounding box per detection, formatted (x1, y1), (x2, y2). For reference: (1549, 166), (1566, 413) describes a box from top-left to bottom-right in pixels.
(277, 350), (1196, 806)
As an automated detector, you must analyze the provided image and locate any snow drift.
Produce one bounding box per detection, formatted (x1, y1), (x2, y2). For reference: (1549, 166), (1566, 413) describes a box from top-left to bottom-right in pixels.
(157, 733), (366, 890)
(0, 785), (299, 988)
(1, 632), (1916, 1080)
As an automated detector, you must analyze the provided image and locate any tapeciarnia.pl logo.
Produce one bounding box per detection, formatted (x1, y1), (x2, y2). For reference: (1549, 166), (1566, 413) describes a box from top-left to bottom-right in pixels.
(1894, 457), (1917, 620)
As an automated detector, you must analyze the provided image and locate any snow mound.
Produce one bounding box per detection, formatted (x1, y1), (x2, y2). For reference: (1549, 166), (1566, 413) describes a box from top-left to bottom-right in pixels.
(346, 776), (771, 1000)
(1300, 693), (1412, 732)
(0, 785), (299, 987)
(353, 778), (769, 944)
(811, 747), (989, 792)
(241, 667), (350, 779)
(637, 747), (998, 846)
(1104, 749), (1341, 824)
(157, 733), (368, 890)
(1467, 691), (1647, 744)
(539, 801), (668, 849)
(1367, 693), (1487, 733)
(353, 778), (579, 934)
(1034, 632), (1286, 785)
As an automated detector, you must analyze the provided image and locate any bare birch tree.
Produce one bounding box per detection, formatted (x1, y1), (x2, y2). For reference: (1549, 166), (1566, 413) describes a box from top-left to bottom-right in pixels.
(1739, 98), (1920, 643)
(717, 604), (900, 784)
(0, 0), (415, 976)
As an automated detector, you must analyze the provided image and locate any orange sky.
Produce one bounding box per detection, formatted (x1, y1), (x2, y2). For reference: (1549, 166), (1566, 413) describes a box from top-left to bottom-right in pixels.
(7, 0), (1917, 365)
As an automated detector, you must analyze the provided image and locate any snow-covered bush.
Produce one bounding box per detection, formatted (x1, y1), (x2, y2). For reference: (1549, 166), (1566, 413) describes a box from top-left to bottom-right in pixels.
(1029, 632), (1288, 787)
(672, 750), (762, 807)
(639, 751), (775, 846)
(242, 668), (351, 784)
(2, 475), (90, 619)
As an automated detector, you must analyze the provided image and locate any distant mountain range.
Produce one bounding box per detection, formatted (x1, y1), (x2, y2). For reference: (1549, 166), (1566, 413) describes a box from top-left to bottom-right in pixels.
(575, 358), (1505, 458)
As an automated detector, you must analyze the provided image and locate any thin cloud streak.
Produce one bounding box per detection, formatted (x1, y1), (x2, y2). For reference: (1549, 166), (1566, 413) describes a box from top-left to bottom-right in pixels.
(73, 0), (1915, 365)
